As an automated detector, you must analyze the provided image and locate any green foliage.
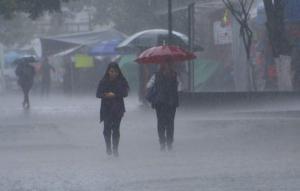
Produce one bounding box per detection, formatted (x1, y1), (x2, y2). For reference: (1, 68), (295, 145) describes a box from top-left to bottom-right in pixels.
(93, 0), (161, 34)
(0, 0), (16, 18)
(0, 0), (70, 47)
(0, 0), (69, 19)
(0, 14), (37, 46)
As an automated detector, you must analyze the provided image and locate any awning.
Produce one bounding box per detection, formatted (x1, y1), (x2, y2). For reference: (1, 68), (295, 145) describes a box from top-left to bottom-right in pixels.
(52, 46), (83, 57)
(40, 28), (126, 57)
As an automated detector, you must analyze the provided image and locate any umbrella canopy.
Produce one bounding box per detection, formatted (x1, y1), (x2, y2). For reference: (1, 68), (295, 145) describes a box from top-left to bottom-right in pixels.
(135, 45), (196, 64)
(88, 38), (124, 56)
(116, 29), (189, 54)
(4, 51), (26, 67)
(13, 56), (36, 65)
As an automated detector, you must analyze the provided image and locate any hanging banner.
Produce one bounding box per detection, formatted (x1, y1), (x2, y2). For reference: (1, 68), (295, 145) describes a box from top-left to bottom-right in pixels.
(213, 21), (232, 45)
(74, 54), (94, 68)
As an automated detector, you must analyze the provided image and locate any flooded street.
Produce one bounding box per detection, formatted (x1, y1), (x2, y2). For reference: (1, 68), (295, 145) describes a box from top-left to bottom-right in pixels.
(1, 92), (300, 190)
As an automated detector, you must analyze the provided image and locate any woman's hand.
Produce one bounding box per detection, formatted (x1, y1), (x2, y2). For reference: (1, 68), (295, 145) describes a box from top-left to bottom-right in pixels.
(104, 92), (116, 98)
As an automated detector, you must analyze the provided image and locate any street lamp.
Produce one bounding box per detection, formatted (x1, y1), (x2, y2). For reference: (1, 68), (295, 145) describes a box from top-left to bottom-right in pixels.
(168, 0), (173, 44)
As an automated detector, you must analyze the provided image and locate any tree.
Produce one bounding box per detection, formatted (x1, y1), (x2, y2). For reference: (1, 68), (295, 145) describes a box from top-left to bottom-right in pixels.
(92, 0), (161, 34)
(0, 0), (69, 19)
(263, 0), (290, 57)
(222, 0), (256, 90)
(0, 0), (70, 48)
(263, 0), (293, 91)
(0, 14), (37, 47)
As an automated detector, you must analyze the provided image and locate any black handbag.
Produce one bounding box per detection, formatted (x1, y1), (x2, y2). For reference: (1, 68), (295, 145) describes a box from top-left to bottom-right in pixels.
(146, 84), (157, 103)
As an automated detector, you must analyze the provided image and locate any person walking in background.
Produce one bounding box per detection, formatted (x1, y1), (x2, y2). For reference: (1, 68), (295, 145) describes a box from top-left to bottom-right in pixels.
(62, 61), (73, 95)
(291, 46), (300, 91)
(41, 57), (55, 96)
(146, 63), (179, 151)
(15, 59), (36, 109)
(96, 62), (129, 157)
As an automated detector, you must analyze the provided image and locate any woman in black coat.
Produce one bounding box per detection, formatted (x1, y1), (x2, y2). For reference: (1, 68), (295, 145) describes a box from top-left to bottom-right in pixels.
(147, 63), (179, 151)
(15, 62), (36, 109)
(96, 62), (129, 157)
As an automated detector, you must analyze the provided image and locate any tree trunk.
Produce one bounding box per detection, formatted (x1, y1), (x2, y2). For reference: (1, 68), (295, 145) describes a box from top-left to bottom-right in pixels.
(275, 55), (293, 91)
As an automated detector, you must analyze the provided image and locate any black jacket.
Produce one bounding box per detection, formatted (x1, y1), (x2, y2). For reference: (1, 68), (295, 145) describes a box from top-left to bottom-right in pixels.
(153, 72), (179, 108)
(96, 78), (129, 122)
(15, 63), (35, 88)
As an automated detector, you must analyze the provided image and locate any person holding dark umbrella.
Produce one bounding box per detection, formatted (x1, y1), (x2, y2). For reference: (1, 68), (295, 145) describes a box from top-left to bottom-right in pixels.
(15, 57), (36, 109)
(96, 62), (129, 157)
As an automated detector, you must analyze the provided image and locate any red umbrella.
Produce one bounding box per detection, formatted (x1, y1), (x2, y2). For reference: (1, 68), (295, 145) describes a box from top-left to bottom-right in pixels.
(135, 45), (196, 64)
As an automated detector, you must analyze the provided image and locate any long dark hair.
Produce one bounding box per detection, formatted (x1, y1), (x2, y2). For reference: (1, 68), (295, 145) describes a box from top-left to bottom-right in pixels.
(101, 62), (128, 85)
(158, 63), (177, 78)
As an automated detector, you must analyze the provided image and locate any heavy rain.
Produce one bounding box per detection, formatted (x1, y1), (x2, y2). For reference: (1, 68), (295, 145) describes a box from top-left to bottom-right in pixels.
(0, 0), (300, 190)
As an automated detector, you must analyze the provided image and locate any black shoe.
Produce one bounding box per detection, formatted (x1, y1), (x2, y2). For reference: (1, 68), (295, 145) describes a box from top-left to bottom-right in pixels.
(23, 101), (30, 109)
(106, 148), (112, 155)
(160, 144), (166, 151)
(113, 149), (119, 157)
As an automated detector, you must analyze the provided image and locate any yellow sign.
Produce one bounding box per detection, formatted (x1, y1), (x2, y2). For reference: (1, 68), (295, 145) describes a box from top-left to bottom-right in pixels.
(74, 54), (94, 68)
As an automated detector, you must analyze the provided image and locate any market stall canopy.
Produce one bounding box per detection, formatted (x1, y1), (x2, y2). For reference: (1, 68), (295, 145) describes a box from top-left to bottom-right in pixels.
(88, 38), (124, 56)
(116, 29), (190, 54)
(52, 46), (83, 57)
(40, 28), (126, 57)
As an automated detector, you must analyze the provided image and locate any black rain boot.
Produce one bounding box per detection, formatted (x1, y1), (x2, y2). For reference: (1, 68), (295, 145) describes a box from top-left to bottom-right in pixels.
(106, 146), (112, 155)
(160, 143), (166, 151)
(104, 137), (112, 156)
(167, 143), (172, 151)
(112, 137), (119, 157)
(112, 147), (119, 157)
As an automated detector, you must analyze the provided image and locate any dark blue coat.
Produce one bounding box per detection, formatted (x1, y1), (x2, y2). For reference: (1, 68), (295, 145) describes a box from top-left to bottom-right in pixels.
(96, 78), (129, 122)
(15, 63), (35, 90)
(153, 72), (179, 108)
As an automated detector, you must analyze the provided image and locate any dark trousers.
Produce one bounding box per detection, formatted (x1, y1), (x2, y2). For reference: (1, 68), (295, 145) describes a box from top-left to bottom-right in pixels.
(22, 86), (30, 104)
(155, 104), (176, 147)
(103, 117), (122, 151)
(20, 82), (33, 108)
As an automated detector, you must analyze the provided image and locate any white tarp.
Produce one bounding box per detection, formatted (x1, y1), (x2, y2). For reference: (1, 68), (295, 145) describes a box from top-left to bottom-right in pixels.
(213, 21), (232, 45)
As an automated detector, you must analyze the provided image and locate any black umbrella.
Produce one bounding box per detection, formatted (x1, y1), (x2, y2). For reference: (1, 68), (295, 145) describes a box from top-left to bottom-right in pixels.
(13, 56), (36, 65)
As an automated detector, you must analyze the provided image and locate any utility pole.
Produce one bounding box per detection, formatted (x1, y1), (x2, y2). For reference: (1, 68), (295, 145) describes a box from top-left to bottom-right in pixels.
(188, 3), (195, 91)
(168, 0), (173, 44)
(0, 43), (5, 92)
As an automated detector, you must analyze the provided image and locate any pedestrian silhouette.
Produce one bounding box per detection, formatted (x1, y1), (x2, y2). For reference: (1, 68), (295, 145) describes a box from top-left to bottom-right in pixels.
(146, 63), (179, 151)
(41, 57), (55, 96)
(15, 58), (36, 109)
(96, 62), (129, 157)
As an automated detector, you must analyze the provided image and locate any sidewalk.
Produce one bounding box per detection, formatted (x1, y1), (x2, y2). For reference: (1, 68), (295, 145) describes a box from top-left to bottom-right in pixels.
(1, 92), (300, 191)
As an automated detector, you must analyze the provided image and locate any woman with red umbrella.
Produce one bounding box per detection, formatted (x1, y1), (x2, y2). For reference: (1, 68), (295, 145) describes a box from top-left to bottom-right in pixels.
(147, 62), (179, 151)
(137, 45), (196, 151)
